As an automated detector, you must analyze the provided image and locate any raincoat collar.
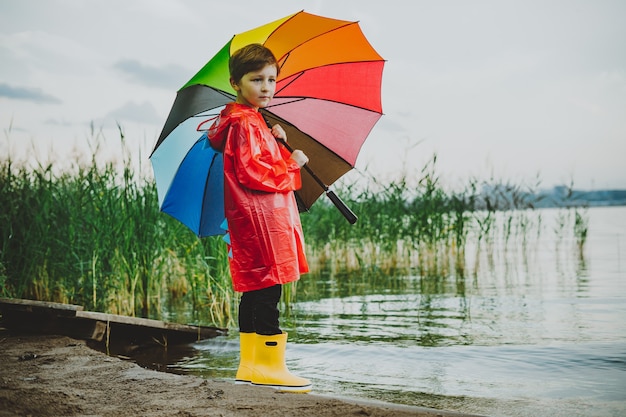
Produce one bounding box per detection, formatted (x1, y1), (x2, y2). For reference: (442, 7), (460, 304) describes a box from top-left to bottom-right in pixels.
(208, 103), (261, 152)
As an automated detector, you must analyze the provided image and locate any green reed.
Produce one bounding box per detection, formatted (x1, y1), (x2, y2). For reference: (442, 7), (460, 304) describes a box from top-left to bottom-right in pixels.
(573, 208), (589, 259)
(300, 157), (579, 282)
(302, 155), (473, 279)
(0, 132), (235, 328)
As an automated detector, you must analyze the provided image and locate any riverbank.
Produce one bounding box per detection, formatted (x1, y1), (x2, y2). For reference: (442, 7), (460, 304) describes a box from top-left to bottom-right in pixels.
(0, 329), (482, 417)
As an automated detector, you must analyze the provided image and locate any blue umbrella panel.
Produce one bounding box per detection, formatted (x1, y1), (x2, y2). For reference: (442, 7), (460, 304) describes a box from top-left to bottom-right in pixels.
(152, 130), (225, 237)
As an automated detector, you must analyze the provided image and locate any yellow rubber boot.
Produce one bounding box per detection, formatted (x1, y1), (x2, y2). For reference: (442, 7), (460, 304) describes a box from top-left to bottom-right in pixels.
(235, 332), (256, 384)
(251, 332), (312, 393)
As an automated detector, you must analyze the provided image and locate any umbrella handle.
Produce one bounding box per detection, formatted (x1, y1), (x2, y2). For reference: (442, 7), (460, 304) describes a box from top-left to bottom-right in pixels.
(276, 137), (358, 225)
(325, 189), (358, 225)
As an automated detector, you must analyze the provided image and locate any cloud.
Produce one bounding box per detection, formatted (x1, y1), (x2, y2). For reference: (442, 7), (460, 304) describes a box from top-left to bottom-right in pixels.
(1, 0), (625, 190)
(0, 83), (61, 104)
(104, 101), (162, 125)
(113, 59), (190, 89)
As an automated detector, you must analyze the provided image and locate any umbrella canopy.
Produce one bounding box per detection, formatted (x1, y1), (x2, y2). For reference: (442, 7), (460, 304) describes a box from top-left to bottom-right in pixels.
(151, 10), (384, 236)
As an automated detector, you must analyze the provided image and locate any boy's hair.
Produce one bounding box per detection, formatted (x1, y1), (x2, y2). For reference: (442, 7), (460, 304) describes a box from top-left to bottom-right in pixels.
(229, 44), (280, 84)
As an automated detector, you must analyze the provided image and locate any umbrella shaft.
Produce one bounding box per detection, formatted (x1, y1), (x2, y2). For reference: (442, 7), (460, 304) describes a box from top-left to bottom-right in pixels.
(265, 115), (357, 224)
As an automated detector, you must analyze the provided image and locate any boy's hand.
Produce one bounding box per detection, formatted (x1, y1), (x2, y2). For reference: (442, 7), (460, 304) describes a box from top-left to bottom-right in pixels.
(269, 122), (307, 167)
(290, 150), (309, 168)
(270, 124), (287, 141)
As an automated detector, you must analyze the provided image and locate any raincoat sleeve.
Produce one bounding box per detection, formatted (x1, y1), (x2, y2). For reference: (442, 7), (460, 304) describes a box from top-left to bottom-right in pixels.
(229, 118), (302, 193)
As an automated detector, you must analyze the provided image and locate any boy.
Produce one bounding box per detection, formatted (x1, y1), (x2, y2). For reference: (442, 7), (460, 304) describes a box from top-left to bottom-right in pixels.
(208, 43), (311, 393)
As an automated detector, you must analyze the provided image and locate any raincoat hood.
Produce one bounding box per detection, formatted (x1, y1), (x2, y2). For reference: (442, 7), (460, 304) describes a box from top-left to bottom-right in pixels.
(208, 103), (252, 152)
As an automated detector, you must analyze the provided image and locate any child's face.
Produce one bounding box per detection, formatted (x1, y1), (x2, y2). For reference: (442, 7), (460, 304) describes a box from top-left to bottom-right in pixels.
(231, 64), (277, 110)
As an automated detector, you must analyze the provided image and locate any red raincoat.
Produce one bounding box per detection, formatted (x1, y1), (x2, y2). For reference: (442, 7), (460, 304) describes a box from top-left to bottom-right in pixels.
(208, 103), (309, 292)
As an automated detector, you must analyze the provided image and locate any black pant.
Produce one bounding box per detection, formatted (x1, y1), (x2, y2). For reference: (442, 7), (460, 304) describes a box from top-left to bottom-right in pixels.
(238, 284), (282, 335)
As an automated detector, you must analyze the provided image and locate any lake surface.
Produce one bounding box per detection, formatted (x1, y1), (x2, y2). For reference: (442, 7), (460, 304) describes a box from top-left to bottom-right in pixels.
(172, 206), (626, 417)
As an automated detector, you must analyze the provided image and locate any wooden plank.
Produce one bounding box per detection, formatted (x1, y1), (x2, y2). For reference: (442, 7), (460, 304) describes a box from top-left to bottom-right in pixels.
(90, 320), (108, 342)
(76, 310), (171, 328)
(74, 311), (224, 337)
(0, 297), (83, 313)
(0, 298), (228, 346)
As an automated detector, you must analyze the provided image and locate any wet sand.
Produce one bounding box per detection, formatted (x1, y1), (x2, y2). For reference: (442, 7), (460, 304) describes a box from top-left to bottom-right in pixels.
(0, 330), (483, 417)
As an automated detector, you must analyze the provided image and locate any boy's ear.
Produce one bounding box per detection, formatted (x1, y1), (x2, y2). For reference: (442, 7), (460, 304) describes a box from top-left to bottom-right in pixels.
(230, 77), (239, 91)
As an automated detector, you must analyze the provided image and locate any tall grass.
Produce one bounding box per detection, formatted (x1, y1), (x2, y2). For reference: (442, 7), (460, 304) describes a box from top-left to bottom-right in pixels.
(1, 134), (589, 328)
(303, 156), (476, 278)
(0, 132), (234, 327)
(301, 156), (583, 282)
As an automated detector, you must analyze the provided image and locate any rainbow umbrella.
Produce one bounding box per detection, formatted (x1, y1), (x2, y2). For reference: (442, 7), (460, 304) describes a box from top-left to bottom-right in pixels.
(150, 10), (384, 236)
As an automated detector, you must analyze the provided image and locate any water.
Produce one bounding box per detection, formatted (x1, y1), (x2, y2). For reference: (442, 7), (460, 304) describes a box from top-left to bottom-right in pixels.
(171, 206), (626, 417)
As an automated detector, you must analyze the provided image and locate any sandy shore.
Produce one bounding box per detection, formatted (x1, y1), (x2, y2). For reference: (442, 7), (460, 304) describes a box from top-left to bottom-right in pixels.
(0, 329), (484, 417)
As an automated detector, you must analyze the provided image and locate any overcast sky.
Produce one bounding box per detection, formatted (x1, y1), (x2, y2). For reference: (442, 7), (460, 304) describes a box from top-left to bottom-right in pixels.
(1, 0), (625, 191)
